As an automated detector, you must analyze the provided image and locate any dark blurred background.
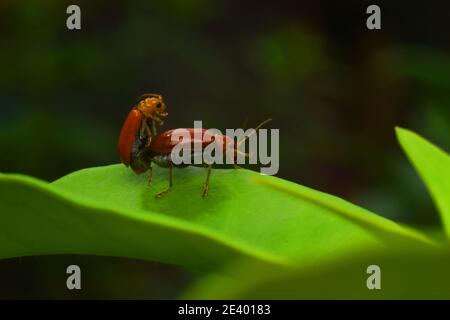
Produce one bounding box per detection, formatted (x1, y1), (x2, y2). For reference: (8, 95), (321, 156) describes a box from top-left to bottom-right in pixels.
(0, 0), (449, 298)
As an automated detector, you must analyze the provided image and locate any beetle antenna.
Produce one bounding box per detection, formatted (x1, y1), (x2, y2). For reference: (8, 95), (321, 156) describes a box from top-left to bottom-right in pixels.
(233, 118), (272, 159)
(240, 115), (249, 130)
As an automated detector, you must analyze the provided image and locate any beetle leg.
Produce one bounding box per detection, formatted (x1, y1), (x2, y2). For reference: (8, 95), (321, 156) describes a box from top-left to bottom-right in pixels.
(149, 114), (164, 127)
(141, 121), (153, 147)
(139, 120), (147, 139)
(156, 164), (173, 198)
(202, 163), (212, 197)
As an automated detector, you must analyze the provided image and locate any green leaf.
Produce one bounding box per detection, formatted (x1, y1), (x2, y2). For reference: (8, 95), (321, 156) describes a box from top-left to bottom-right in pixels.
(0, 173), (285, 270)
(396, 127), (450, 237)
(0, 164), (434, 270)
(184, 246), (450, 299)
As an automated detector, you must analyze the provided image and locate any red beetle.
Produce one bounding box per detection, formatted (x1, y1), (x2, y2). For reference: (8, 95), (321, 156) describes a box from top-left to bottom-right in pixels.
(133, 119), (272, 198)
(118, 94), (168, 173)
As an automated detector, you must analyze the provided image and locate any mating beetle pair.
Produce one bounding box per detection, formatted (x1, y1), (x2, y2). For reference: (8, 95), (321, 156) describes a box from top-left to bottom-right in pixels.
(118, 93), (269, 198)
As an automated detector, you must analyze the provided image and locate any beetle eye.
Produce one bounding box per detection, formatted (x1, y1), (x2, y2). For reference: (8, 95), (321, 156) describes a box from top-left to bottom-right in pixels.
(155, 102), (162, 108)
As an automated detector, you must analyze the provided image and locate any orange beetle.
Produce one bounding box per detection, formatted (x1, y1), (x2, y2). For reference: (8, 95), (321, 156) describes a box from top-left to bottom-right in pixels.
(118, 93), (168, 171)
